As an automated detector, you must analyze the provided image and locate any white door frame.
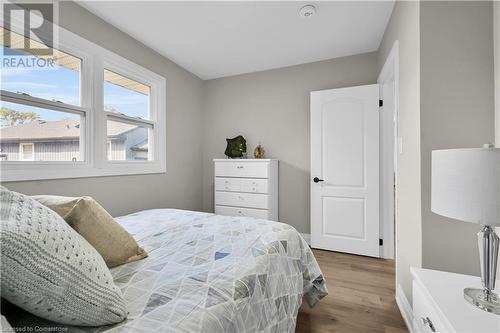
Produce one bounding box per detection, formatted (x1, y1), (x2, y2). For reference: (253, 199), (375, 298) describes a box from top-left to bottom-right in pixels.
(377, 41), (399, 261)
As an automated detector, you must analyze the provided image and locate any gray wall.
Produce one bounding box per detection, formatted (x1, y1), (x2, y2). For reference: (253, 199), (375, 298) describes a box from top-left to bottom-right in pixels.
(4, 2), (206, 216)
(377, 0), (496, 304)
(378, 1), (421, 302)
(495, 1), (500, 145)
(201, 53), (378, 233)
(420, 1), (495, 275)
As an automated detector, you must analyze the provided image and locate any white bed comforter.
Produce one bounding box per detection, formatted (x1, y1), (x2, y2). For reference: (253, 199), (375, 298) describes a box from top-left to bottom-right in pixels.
(10, 209), (328, 333)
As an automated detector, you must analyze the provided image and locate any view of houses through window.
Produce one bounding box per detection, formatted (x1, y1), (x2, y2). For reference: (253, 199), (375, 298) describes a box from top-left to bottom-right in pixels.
(106, 120), (150, 161)
(0, 101), (82, 162)
(103, 69), (151, 161)
(0, 28), (151, 162)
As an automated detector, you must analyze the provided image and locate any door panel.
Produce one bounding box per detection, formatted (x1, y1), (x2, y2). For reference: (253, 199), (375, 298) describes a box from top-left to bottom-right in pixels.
(323, 197), (365, 239)
(311, 84), (379, 257)
(322, 100), (365, 187)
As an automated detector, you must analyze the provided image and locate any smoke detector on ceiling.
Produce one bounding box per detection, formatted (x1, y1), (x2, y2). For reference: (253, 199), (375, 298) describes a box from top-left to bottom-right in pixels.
(299, 4), (316, 18)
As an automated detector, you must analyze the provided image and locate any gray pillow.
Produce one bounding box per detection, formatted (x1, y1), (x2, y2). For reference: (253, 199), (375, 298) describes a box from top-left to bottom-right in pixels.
(0, 187), (127, 326)
(1, 315), (12, 331)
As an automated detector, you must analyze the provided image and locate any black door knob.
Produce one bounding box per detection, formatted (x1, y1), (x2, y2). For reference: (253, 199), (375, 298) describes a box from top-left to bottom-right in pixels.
(313, 177), (324, 183)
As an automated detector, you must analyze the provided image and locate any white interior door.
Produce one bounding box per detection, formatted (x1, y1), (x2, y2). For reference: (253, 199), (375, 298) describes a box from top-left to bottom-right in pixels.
(310, 84), (380, 257)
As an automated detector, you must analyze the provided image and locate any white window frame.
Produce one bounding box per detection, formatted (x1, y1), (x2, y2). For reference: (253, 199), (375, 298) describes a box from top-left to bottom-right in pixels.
(19, 143), (34, 161)
(106, 141), (112, 160)
(1, 17), (166, 182)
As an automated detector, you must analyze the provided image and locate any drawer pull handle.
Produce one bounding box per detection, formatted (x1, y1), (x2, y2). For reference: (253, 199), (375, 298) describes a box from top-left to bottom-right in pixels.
(238, 196), (244, 200)
(237, 166), (244, 169)
(421, 317), (436, 332)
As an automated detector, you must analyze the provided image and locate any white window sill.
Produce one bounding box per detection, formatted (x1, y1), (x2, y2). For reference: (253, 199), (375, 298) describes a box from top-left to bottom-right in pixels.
(1, 162), (166, 182)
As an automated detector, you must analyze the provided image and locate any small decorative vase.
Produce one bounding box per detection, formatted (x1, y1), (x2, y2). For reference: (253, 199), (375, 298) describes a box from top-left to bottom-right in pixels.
(224, 135), (247, 158)
(254, 144), (265, 159)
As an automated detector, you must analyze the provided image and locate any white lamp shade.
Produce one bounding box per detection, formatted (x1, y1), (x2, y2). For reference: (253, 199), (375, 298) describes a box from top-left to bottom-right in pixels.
(431, 148), (500, 225)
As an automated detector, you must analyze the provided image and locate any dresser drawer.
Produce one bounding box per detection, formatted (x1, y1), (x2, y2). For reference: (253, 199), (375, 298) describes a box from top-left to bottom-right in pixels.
(241, 179), (269, 193)
(214, 161), (269, 178)
(215, 178), (240, 192)
(215, 191), (269, 209)
(413, 281), (447, 332)
(215, 178), (269, 194)
(215, 205), (269, 219)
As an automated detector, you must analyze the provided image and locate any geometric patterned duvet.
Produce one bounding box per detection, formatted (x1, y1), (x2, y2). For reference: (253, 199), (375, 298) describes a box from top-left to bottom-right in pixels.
(10, 209), (328, 332)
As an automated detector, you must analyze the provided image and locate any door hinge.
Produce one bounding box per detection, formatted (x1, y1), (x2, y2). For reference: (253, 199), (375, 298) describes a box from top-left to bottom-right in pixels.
(379, 238), (383, 246)
(379, 99), (383, 107)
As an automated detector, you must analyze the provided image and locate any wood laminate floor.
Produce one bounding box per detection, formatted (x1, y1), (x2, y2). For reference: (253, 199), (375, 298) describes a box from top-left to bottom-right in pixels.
(296, 249), (408, 333)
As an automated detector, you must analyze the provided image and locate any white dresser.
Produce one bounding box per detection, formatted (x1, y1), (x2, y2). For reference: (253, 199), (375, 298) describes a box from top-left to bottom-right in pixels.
(213, 159), (278, 221)
(411, 267), (500, 332)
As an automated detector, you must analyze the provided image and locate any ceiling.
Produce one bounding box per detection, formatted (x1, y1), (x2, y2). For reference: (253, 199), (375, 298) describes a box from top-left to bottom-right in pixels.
(78, 1), (395, 80)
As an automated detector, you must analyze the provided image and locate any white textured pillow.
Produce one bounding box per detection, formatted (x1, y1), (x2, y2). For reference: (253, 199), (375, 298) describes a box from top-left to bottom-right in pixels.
(0, 187), (127, 326)
(1, 315), (12, 331)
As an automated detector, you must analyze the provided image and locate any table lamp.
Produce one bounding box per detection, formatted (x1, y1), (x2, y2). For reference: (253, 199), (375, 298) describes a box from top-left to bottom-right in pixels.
(432, 145), (500, 314)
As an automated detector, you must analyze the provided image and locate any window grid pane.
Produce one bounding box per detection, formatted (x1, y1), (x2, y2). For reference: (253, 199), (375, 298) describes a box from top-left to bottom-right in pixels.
(106, 119), (151, 161)
(104, 69), (150, 120)
(0, 101), (83, 162)
(1, 27), (82, 106)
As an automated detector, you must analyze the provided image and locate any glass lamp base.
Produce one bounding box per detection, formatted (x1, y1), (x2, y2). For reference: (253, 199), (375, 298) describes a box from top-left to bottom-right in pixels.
(464, 288), (500, 315)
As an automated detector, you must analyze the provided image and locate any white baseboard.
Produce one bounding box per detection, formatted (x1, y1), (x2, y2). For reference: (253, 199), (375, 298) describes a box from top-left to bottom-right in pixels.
(396, 284), (414, 333)
(300, 233), (311, 245)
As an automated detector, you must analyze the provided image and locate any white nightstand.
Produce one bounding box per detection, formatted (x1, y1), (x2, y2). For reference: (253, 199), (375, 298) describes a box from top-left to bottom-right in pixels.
(411, 267), (500, 332)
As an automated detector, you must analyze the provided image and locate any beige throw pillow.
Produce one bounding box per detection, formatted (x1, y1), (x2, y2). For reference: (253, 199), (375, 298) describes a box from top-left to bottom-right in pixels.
(33, 195), (147, 268)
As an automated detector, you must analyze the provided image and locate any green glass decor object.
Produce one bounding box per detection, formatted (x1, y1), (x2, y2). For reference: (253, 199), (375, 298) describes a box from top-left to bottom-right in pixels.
(224, 135), (247, 158)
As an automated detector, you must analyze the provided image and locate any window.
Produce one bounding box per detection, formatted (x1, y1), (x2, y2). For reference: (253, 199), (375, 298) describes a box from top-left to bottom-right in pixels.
(1, 27), (82, 105)
(0, 20), (166, 182)
(103, 69), (155, 162)
(106, 120), (151, 161)
(0, 100), (83, 162)
(20, 143), (34, 161)
(104, 69), (150, 119)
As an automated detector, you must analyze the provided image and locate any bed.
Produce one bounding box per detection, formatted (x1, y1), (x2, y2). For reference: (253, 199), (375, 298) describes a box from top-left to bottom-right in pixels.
(5, 209), (327, 332)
